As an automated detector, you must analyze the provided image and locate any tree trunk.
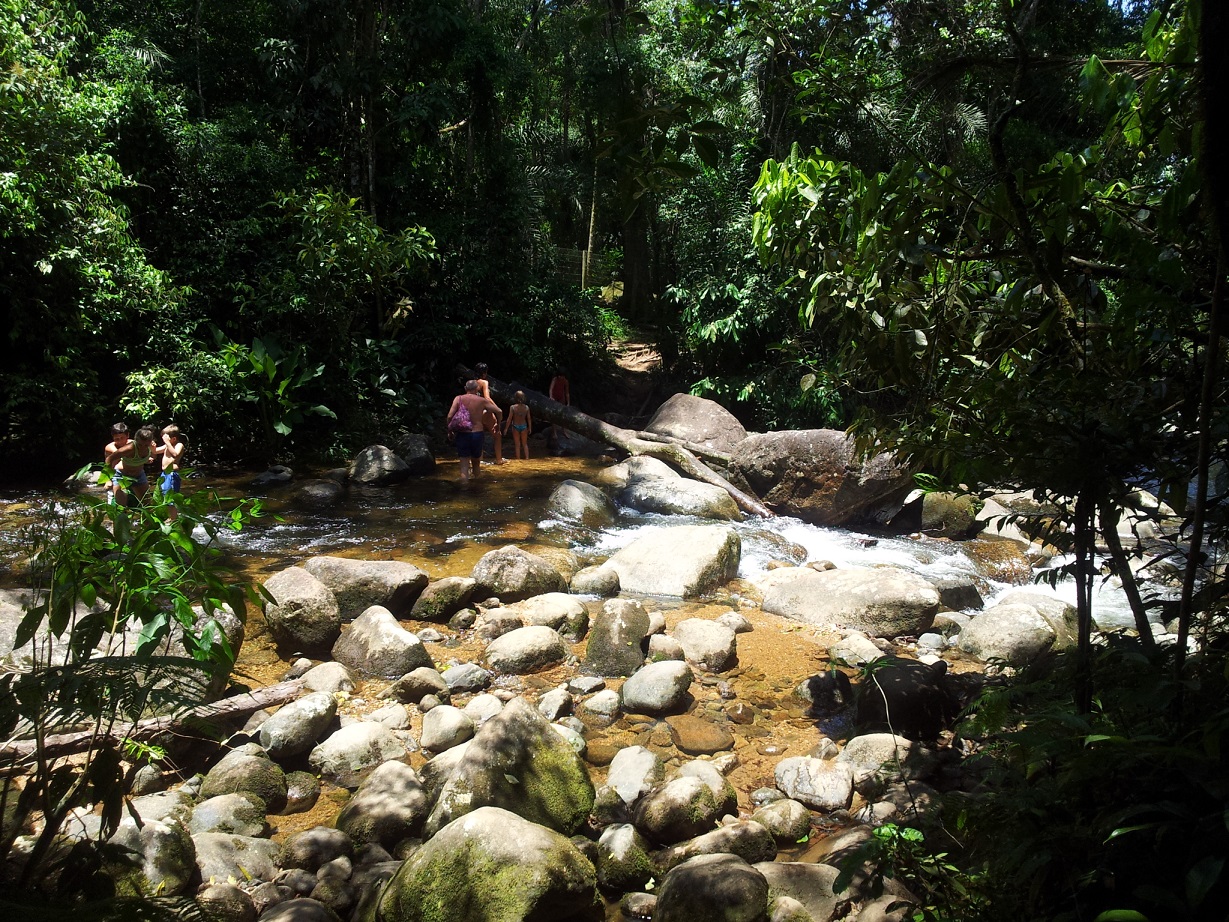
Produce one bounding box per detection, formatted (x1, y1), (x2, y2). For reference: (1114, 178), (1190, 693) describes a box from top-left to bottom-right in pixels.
(466, 368), (773, 518)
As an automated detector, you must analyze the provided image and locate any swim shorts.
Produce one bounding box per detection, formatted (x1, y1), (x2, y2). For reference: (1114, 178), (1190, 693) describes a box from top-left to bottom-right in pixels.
(456, 430), (484, 458)
(160, 470), (182, 492)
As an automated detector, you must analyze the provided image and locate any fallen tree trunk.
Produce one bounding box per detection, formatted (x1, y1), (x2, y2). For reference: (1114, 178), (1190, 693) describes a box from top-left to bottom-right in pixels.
(462, 368), (773, 518)
(0, 680), (305, 766)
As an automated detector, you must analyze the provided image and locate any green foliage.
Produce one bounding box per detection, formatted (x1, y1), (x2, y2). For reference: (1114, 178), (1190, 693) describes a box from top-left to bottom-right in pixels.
(0, 479), (262, 895)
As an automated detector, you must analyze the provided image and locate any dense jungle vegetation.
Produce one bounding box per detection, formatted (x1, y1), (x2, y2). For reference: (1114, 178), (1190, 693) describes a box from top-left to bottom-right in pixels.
(3, 0), (1229, 919)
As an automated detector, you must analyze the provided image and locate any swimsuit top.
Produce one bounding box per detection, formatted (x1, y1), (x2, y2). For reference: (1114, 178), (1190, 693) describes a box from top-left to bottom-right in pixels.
(119, 442), (150, 472)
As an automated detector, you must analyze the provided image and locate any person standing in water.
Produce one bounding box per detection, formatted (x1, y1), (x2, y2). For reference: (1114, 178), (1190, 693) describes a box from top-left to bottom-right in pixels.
(548, 369), (571, 445)
(474, 363), (506, 465)
(446, 380), (502, 483)
(155, 424), (187, 520)
(502, 391), (533, 460)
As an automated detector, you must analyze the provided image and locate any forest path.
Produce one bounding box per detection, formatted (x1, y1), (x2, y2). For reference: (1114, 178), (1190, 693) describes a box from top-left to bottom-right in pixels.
(595, 332), (667, 423)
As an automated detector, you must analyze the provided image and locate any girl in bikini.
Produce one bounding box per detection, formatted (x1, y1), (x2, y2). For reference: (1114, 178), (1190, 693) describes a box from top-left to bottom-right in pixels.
(503, 391), (533, 460)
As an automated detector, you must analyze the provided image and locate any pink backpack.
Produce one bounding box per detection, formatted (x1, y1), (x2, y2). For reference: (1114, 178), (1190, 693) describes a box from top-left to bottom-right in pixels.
(448, 402), (472, 433)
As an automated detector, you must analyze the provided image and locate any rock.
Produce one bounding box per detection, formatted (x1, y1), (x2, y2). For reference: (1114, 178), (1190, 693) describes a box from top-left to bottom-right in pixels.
(583, 598), (650, 677)
(570, 565), (620, 596)
(201, 747), (288, 814)
(471, 546), (567, 602)
(193, 832), (281, 885)
(197, 883), (256, 922)
(717, 611), (753, 634)
(854, 656), (964, 741)
(773, 757), (854, 811)
(656, 820), (777, 873)
(619, 477), (742, 521)
(753, 862), (843, 922)
(957, 603), (1058, 665)
(424, 698), (595, 837)
(996, 590), (1078, 644)
(387, 666), (450, 704)
(510, 592), (590, 639)
(579, 688), (621, 719)
(666, 715), (735, 755)
(374, 808), (598, 922)
(759, 566), (939, 638)
(672, 618), (737, 672)
(654, 853), (769, 922)
(547, 479), (617, 526)
(929, 576), (985, 612)
(410, 577), (477, 622)
(537, 686), (573, 721)
(262, 567), (342, 655)
(621, 660), (695, 715)
(308, 723), (407, 787)
(251, 466), (293, 488)
(189, 792), (269, 837)
(750, 798), (813, 845)
(463, 693), (504, 725)
(335, 761), (429, 851)
(485, 625), (569, 674)
(392, 433), (436, 476)
(442, 663), (491, 693)
(596, 823), (655, 891)
(594, 455), (681, 491)
(258, 692), (338, 759)
(277, 827), (354, 872)
(837, 734), (930, 791)
(420, 705), (475, 752)
(350, 445), (411, 485)
(602, 525), (741, 599)
(302, 557), (428, 620)
(606, 746), (665, 807)
(292, 479), (344, 510)
(645, 393), (748, 455)
(300, 661), (355, 694)
(331, 605), (433, 678)
(259, 897), (344, 922)
(674, 761), (738, 816)
(474, 608), (524, 642)
(104, 813), (197, 897)
(828, 632), (887, 667)
(633, 776), (724, 845)
(649, 633), (685, 661)
(730, 430), (912, 527)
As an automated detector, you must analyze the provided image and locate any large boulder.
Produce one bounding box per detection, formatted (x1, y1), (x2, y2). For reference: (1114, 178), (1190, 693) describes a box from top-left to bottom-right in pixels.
(335, 760), (429, 851)
(671, 618), (737, 673)
(485, 625), (569, 674)
(759, 566), (939, 639)
(621, 660), (695, 715)
(410, 576), (477, 622)
(471, 546), (567, 603)
(654, 853), (768, 922)
(258, 691), (338, 760)
(633, 776), (724, 845)
(331, 605), (433, 678)
(424, 697), (595, 837)
(619, 477), (741, 521)
(261, 567), (342, 655)
(350, 445), (411, 485)
(773, 757), (854, 812)
(193, 833), (280, 886)
(200, 746), (288, 814)
(301, 557), (428, 620)
(645, 393), (748, 455)
(307, 723), (407, 787)
(375, 807), (598, 922)
(583, 598), (651, 677)
(601, 525), (740, 598)
(957, 603), (1059, 665)
(393, 433), (436, 476)
(594, 456), (681, 492)
(547, 480), (617, 527)
(730, 429), (913, 527)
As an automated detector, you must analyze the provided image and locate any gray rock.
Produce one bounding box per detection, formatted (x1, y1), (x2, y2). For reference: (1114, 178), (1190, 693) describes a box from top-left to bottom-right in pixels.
(409, 576), (477, 622)
(750, 798), (812, 845)
(730, 429), (913, 527)
(672, 618), (738, 672)
(547, 479), (617, 526)
(596, 823), (655, 891)
(462, 693), (504, 725)
(537, 686), (573, 721)
(621, 660), (695, 715)
(958, 603), (1058, 665)
(471, 545), (567, 602)
(753, 862), (843, 922)
(773, 757), (854, 812)
(292, 480), (344, 510)
(648, 633), (685, 661)
(485, 625), (568, 674)
(387, 666), (449, 704)
(335, 760), (429, 851)
(645, 394), (748, 455)
(606, 745), (665, 807)
(619, 477), (742, 521)
(828, 631), (886, 667)
(259, 897), (344, 922)
(654, 853), (769, 922)
(442, 662), (490, 693)
(594, 455), (681, 491)
(197, 884), (256, 922)
(189, 792), (269, 837)
(420, 705), (475, 752)
(259, 692), (338, 759)
(717, 611), (753, 634)
(300, 661), (355, 694)
(511, 593), (590, 640)
(193, 832), (281, 885)
(262, 567), (342, 655)
(656, 820), (777, 873)
(331, 605), (433, 678)
(632, 776), (723, 845)
(929, 576), (984, 612)
(302, 556), (428, 620)
(285, 772), (321, 814)
(104, 813), (196, 896)
(760, 566), (939, 638)
(674, 760), (738, 816)
(603, 525), (741, 598)
(201, 748), (288, 814)
(350, 445), (411, 485)
(473, 607), (526, 642)
(277, 827), (354, 872)
(307, 723), (406, 787)
(569, 565), (621, 597)
(374, 808), (597, 922)
(583, 598), (650, 677)
(392, 433), (436, 476)
(579, 688), (621, 718)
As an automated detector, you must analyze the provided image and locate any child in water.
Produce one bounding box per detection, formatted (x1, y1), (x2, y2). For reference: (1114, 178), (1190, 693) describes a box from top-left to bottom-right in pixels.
(156, 424), (187, 520)
(503, 391), (533, 460)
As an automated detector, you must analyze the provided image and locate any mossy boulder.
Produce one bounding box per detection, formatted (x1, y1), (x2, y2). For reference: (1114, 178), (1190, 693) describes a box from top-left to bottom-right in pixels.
(200, 745), (288, 814)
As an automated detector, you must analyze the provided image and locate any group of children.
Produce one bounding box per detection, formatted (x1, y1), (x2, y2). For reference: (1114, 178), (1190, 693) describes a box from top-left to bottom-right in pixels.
(102, 422), (186, 511)
(444, 364), (569, 482)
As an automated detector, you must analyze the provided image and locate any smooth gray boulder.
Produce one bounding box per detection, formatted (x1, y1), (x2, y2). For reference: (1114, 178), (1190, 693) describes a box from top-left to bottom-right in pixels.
(583, 598), (650, 677)
(277, 826), (354, 872)
(292, 479), (344, 510)
(442, 662), (491, 693)
(471, 545), (567, 602)
(602, 525), (740, 598)
(654, 853), (768, 922)
(511, 592), (589, 639)
(424, 697), (595, 837)
(655, 820), (777, 873)
(596, 823), (655, 891)
(730, 429), (913, 527)
(350, 444), (411, 485)
(594, 455), (681, 491)
(773, 757), (854, 812)
(302, 556), (428, 620)
(672, 618), (738, 672)
(409, 576), (477, 622)
(420, 705), (475, 752)
(260, 898), (344, 922)
(386, 666), (450, 704)
(258, 691), (338, 759)
(957, 603), (1057, 664)
(632, 776), (723, 846)
(331, 605), (432, 678)
(335, 760), (429, 851)
(262, 567), (342, 655)
(645, 393), (748, 455)
(619, 477), (741, 521)
(200, 747), (288, 814)
(189, 792), (269, 837)
(606, 746), (665, 807)
(375, 808), (598, 922)
(548, 479), (617, 526)
(621, 660), (695, 715)
(300, 661), (355, 694)
(750, 798), (812, 845)
(754, 862), (844, 922)
(308, 722), (406, 787)
(104, 813), (197, 897)
(193, 832), (281, 885)
(485, 625), (569, 674)
(760, 566), (939, 638)
(392, 433), (436, 476)
(570, 565), (620, 597)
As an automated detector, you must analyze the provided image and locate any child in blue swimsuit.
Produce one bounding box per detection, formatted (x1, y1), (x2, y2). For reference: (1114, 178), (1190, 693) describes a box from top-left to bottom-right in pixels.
(503, 391), (533, 460)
